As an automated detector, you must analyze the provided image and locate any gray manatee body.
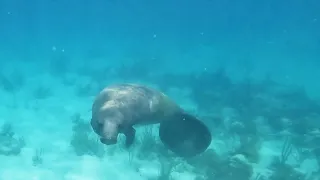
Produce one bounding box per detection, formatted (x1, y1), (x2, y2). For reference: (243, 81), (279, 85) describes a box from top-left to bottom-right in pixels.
(90, 83), (212, 157)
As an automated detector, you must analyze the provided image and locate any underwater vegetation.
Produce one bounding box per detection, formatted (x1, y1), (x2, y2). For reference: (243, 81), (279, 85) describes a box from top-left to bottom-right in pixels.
(0, 122), (25, 156)
(268, 137), (306, 180)
(70, 113), (105, 158)
(32, 148), (44, 166)
(154, 69), (320, 180)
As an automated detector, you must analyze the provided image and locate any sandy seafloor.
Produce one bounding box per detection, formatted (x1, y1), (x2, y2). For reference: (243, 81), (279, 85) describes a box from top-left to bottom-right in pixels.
(0, 58), (319, 180)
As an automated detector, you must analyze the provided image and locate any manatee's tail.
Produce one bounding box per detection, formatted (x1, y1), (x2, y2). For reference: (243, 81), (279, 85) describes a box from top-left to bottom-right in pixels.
(159, 112), (212, 157)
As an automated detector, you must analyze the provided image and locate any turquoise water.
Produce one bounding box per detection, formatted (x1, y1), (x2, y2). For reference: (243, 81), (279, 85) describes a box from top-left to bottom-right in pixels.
(0, 0), (320, 179)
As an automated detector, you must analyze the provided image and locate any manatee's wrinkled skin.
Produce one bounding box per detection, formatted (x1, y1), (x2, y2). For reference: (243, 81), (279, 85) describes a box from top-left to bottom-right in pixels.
(91, 83), (182, 147)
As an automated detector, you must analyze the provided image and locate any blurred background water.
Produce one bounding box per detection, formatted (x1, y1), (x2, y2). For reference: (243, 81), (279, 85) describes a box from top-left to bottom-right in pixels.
(0, 0), (320, 180)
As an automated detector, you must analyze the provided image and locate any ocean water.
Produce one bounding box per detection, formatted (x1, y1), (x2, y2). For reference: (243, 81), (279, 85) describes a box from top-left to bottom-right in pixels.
(0, 0), (320, 179)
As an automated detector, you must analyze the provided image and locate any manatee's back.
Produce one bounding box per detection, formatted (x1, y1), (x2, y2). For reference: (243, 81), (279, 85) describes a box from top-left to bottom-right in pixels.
(92, 84), (165, 126)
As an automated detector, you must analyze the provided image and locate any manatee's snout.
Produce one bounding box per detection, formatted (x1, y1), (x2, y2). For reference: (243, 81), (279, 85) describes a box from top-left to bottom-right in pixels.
(91, 118), (119, 145)
(100, 137), (117, 145)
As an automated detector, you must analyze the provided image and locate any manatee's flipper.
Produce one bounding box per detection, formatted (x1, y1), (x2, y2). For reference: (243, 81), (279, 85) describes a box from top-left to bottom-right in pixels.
(100, 121), (119, 145)
(124, 126), (136, 148)
(159, 112), (212, 157)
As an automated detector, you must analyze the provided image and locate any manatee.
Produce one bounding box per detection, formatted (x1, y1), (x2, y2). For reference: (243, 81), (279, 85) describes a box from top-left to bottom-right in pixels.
(90, 83), (212, 157)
